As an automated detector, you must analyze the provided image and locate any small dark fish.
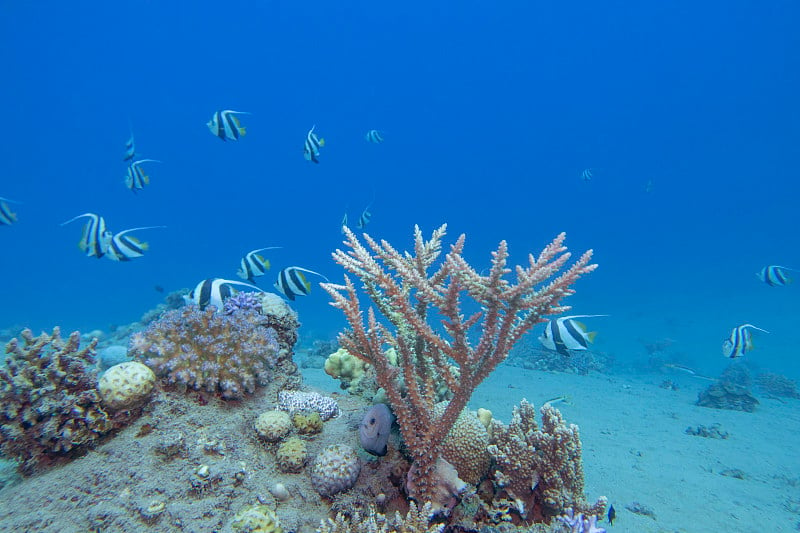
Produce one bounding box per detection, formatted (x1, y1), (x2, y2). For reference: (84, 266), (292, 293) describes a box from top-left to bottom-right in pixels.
(608, 504), (615, 525)
(154, 285), (165, 293)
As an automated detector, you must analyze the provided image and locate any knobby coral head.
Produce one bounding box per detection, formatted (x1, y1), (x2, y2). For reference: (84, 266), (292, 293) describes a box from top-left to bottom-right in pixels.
(129, 305), (280, 400)
(321, 224), (596, 512)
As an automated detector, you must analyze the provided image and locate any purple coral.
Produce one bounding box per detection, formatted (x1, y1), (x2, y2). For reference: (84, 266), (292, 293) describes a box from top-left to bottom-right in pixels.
(558, 509), (607, 533)
(129, 305), (279, 400)
(223, 291), (262, 315)
(1, 328), (135, 474)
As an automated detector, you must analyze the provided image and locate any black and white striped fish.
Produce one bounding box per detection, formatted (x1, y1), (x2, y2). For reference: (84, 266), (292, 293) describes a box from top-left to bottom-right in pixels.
(303, 125), (325, 163)
(186, 278), (264, 311)
(581, 168), (593, 181)
(61, 213), (111, 258)
(0, 197), (19, 226)
(105, 226), (166, 262)
(538, 314), (607, 356)
(722, 323), (769, 359)
(207, 110), (249, 141)
(124, 132), (136, 161)
(125, 159), (160, 193)
(340, 212), (348, 234)
(756, 265), (795, 287)
(356, 205), (372, 229)
(365, 129), (384, 144)
(237, 247), (282, 284)
(274, 266), (328, 301)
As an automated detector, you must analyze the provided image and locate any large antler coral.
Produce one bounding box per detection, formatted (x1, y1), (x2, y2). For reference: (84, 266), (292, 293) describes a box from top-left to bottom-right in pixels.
(321, 224), (595, 510)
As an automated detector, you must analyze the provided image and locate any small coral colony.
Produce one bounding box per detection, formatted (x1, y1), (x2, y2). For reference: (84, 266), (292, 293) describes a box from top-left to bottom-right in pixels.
(0, 109), (795, 533)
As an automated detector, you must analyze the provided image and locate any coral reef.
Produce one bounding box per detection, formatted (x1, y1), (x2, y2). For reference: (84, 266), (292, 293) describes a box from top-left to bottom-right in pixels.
(278, 390), (341, 420)
(488, 400), (606, 522)
(557, 508), (606, 533)
(0, 328), (136, 474)
(311, 444), (362, 497)
(756, 372), (800, 399)
(435, 402), (491, 486)
(98, 361), (156, 410)
(696, 380), (759, 412)
(230, 503), (283, 532)
(224, 291), (263, 315)
(316, 501), (444, 533)
(322, 225), (595, 510)
(506, 339), (609, 375)
(325, 347), (371, 393)
(129, 305), (281, 400)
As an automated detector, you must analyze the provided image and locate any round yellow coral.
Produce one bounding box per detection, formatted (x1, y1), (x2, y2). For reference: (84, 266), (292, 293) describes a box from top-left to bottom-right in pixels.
(230, 504), (283, 533)
(98, 361), (155, 410)
(254, 410), (292, 442)
(435, 402), (491, 485)
(292, 411), (323, 435)
(276, 437), (307, 473)
(324, 348), (369, 392)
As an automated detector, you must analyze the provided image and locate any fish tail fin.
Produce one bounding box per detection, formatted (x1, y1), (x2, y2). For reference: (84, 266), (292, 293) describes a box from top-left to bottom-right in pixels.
(143, 174), (150, 185)
(319, 138), (325, 147)
(239, 127), (246, 136)
(586, 331), (598, 343)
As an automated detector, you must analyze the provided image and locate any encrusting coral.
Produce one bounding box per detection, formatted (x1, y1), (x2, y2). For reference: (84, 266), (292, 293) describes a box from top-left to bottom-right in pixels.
(0, 328), (137, 474)
(322, 224), (595, 512)
(488, 399), (606, 521)
(129, 305), (280, 399)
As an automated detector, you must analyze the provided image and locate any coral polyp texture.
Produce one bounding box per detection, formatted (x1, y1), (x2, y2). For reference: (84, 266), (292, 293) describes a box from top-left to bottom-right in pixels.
(129, 305), (280, 400)
(277, 390), (340, 420)
(0, 328), (135, 474)
(310, 444), (361, 497)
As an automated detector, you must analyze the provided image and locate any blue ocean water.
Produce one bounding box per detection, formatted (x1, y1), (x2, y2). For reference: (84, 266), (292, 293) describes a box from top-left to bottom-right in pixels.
(1, 1), (798, 381)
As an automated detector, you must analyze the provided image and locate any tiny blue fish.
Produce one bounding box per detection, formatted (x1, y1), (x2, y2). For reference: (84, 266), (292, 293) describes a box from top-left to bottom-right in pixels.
(356, 204), (372, 229)
(304, 125), (325, 163)
(581, 168), (593, 181)
(0, 197), (20, 226)
(365, 129), (384, 144)
(756, 265), (795, 287)
(207, 110), (250, 141)
(722, 324), (769, 359)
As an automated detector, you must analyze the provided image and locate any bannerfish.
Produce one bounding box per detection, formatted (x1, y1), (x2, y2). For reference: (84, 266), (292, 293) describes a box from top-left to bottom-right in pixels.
(207, 110), (249, 141)
(105, 226), (166, 262)
(186, 278), (264, 311)
(125, 159), (160, 193)
(722, 323), (769, 359)
(274, 266), (329, 301)
(303, 125), (325, 163)
(0, 197), (19, 226)
(365, 129), (384, 144)
(356, 205), (372, 229)
(61, 213), (111, 258)
(539, 314), (608, 356)
(756, 265), (795, 287)
(607, 504), (616, 525)
(341, 212), (349, 234)
(124, 132), (136, 161)
(581, 168), (593, 181)
(237, 247), (282, 284)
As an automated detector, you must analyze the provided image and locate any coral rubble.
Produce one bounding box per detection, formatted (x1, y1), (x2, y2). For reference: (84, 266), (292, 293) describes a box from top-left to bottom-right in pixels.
(0, 328), (136, 474)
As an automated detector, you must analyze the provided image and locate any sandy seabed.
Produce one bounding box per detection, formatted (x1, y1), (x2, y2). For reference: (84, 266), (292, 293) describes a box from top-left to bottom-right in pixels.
(0, 364), (797, 533)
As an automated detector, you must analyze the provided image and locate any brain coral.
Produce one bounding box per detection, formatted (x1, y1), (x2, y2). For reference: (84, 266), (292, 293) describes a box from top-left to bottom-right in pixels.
(0, 328), (136, 474)
(435, 401), (491, 485)
(254, 410), (292, 442)
(230, 503), (283, 533)
(276, 436), (308, 473)
(98, 361), (156, 410)
(310, 444), (361, 497)
(129, 305), (279, 400)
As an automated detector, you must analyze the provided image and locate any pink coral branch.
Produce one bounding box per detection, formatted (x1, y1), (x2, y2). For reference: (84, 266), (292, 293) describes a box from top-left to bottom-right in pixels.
(321, 224), (595, 507)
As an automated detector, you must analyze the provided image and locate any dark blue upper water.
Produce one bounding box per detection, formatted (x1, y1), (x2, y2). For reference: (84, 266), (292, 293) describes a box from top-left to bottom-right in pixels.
(1, 1), (798, 377)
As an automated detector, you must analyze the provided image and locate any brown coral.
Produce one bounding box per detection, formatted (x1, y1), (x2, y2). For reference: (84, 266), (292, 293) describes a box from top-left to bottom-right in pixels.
(487, 399), (605, 522)
(434, 402), (490, 486)
(0, 328), (135, 474)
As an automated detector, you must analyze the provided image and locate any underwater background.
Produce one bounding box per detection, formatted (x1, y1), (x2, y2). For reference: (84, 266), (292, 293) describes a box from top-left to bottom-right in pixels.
(1, 0), (798, 384)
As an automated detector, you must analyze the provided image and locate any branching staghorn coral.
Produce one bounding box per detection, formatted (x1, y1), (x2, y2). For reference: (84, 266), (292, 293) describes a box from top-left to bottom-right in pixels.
(129, 305), (279, 400)
(0, 328), (133, 474)
(317, 501), (444, 533)
(322, 224), (595, 511)
(488, 400), (606, 522)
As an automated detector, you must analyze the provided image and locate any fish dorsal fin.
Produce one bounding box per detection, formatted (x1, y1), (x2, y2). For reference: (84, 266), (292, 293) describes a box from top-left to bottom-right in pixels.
(572, 321), (587, 331)
(742, 324), (769, 334)
(217, 279), (266, 293)
(289, 266), (330, 283)
(115, 226), (167, 238)
(60, 213), (97, 226)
